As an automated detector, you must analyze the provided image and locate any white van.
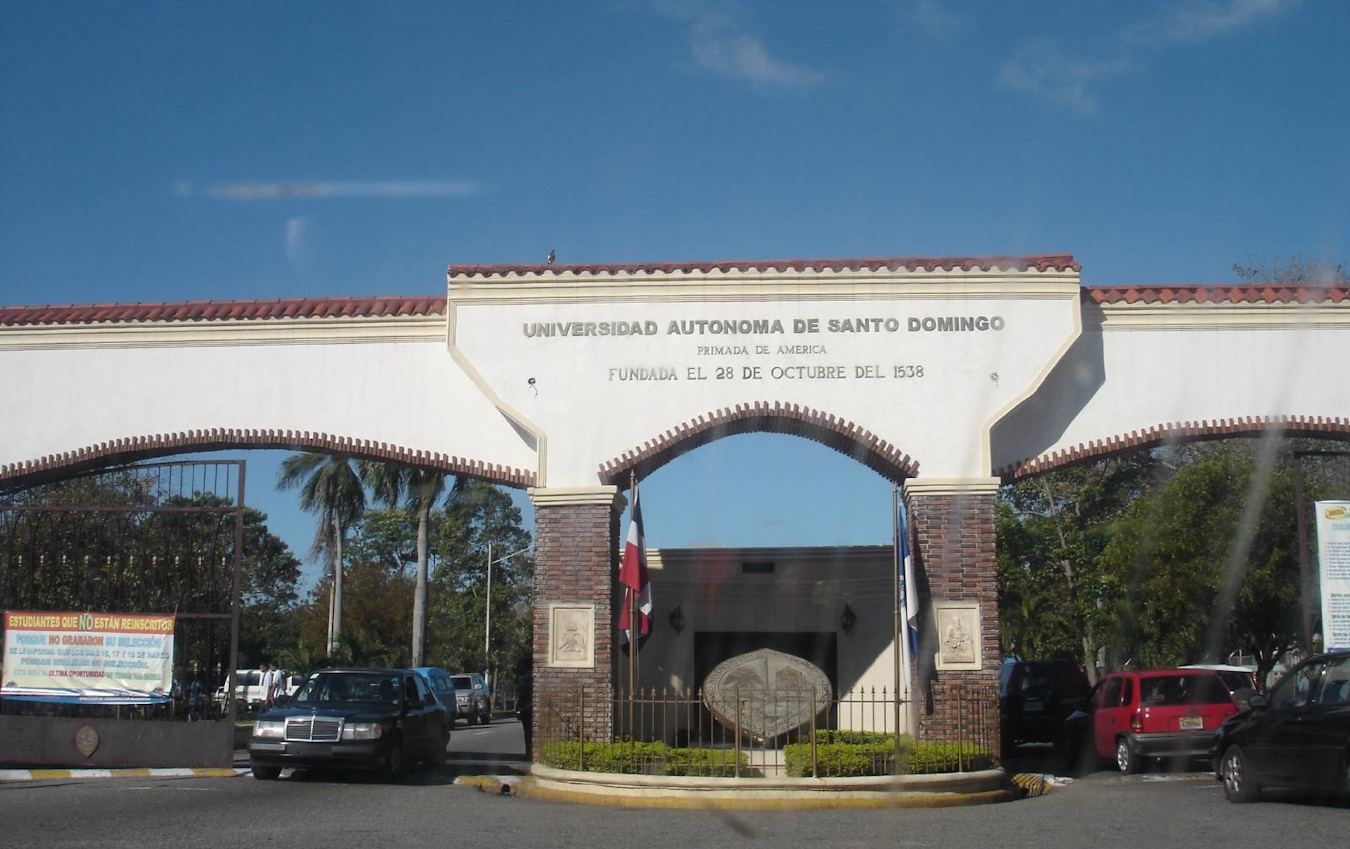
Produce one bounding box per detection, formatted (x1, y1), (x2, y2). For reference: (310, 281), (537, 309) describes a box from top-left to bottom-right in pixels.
(214, 669), (269, 710)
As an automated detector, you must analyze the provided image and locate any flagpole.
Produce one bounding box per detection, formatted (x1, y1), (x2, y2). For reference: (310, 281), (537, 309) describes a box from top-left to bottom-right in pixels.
(892, 484), (903, 769)
(898, 486), (913, 741)
(628, 472), (638, 738)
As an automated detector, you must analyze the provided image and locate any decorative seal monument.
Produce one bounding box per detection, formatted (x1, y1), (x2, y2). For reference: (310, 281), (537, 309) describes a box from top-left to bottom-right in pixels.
(702, 648), (832, 740)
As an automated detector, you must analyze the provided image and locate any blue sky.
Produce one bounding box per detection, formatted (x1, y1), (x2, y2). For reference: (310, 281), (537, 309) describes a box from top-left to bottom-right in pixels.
(2, 1), (1347, 587)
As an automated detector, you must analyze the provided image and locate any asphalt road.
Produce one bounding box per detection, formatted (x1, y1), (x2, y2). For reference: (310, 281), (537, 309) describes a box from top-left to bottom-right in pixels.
(3, 728), (1345, 849)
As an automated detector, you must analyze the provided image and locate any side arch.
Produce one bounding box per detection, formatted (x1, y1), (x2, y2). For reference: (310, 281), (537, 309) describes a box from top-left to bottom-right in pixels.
(597, 401), (919, 486)
(0, 427), (536, 492)
(999, 414), (1350, 480)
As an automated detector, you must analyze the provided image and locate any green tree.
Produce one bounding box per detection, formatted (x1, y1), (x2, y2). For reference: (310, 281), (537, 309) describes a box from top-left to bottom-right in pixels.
(427, 481), (533, 682)
(277, 453), (366, 655)
(354, 461), (463, 667)
(997, 452), (1154, 681)
(1099, 448), (1309, 685)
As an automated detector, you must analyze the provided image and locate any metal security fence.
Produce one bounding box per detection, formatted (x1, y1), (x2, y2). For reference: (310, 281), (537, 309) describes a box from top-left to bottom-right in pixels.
(536, 684), (998, 778)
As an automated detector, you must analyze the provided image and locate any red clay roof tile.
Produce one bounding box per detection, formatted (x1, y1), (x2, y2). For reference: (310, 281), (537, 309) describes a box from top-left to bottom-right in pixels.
(446, 254), (1082, 278)
(0, 296), (446, 327)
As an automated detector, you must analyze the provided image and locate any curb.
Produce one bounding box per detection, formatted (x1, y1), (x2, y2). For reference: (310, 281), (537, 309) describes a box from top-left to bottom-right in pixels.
(495, 766), (1016, 810)
(0, 767), (247, 782)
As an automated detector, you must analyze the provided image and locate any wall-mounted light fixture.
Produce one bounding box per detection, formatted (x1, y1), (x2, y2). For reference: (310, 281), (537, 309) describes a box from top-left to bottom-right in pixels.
(668, 604), (685, 635)
(840, 602), (857, 634)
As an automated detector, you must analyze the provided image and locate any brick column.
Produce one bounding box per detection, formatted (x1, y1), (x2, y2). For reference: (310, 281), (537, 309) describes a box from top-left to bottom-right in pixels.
(528, 486), (623, 760)
(905, 478), (1001, 749)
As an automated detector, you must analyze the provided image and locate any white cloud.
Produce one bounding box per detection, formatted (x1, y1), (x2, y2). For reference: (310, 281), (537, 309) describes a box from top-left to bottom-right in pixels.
(652, 0), (824, 90)
(1133, 0), (1298, 45)
(1000, 0), (1298, 114)
(174, 180), (479, 200)
(208, 180), (479, 200)
(912, 0), (965, 39)
(284, 217), (307, 263)
(999, 40), (1130, 116)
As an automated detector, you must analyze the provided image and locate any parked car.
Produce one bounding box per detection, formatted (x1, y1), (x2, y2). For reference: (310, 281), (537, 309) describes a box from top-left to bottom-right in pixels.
(999, 657), (1090, 751)
(1061, 668), (1239, 775)
(1214, 650), (1350, 803)
(247, 667), (450, 781)
(1182, 663), (1258, 708)
(413, 667), (458, 729)
(450, 672), (491, 725)
(214, 668), (267, 711)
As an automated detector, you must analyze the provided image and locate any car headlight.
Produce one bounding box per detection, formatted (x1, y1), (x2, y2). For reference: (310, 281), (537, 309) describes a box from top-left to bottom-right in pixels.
(342, 722), (384, 741)
(252, 720), (285, 739)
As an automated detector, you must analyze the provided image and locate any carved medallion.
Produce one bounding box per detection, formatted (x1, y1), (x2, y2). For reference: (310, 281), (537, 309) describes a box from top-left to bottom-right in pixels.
(75, 725), (100, 758)
(702, 649), (832, 741)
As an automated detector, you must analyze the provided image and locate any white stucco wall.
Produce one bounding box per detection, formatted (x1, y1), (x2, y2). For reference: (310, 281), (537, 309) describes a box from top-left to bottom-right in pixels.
(449, 266), (1083, 485)
(0, 321), (536, 478)
(991, 301), (1350, 472)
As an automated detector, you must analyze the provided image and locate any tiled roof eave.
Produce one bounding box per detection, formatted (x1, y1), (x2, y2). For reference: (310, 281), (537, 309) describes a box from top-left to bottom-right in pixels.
(447, 254), (1081, 279)
(0, 296), (446, 328)
(1084, 285), (1350, 306)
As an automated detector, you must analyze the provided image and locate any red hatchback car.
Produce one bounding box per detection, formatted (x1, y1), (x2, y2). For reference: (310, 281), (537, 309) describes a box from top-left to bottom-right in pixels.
(1062, 668), (1240, 774)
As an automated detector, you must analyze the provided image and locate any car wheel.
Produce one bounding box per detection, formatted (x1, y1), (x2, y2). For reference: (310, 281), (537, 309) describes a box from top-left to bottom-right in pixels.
(383, 741), (404, 781)
(1220, 745), (1260, 803)
(1116, 737), (1141, 775)
(251, 764), (280, 781)
(467, 713), (478, 726)
(432, 732), (447, 767)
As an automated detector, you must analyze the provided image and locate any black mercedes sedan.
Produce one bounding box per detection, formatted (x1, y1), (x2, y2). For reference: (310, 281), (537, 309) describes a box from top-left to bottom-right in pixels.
(247, 667), (450, 781)
(1214, 650), (1350, 803)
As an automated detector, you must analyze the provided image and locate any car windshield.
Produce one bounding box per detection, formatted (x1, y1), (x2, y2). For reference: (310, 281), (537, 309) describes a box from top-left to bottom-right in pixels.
(293, 672), (402, 705)
(1138, 674), (1232, 707)
(451, 676), (472, 690)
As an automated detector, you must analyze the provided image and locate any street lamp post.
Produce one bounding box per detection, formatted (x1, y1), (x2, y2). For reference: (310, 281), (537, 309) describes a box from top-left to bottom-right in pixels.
(485, 543), (532, 699)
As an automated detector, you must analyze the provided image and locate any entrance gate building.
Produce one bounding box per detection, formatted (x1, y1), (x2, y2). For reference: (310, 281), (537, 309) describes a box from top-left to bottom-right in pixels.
(2, 254), (1348, 753)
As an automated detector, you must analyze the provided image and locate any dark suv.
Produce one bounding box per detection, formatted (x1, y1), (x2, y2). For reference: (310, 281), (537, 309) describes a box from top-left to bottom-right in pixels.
(999, 657), (1090, 752)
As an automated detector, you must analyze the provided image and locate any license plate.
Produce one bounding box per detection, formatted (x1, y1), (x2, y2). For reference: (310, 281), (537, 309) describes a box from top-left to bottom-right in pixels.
(1179, 715), (1203, 730)
(290, 742), (333, 757)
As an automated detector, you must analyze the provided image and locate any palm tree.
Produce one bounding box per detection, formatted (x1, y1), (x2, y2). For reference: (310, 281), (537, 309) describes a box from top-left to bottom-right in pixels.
(356, 460), (461, 667)
(277, 453), (366, 656)
(406, 470), (465, 666)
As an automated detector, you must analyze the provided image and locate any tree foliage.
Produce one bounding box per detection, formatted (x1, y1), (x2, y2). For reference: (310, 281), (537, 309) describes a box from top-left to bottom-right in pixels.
(1001, 439), (1348, 686)
(284, 473), (534, 679)
(997, 452), (1155, 681)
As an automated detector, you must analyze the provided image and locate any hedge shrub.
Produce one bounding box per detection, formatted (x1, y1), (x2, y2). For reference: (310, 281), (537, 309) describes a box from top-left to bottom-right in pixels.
(783, 734), (992, 777)
(538, 740), (748, 776)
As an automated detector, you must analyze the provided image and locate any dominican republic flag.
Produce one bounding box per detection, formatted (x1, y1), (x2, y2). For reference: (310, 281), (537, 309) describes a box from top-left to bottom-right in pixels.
(898, 498), (919, 655)
(618, 488), (653, 645)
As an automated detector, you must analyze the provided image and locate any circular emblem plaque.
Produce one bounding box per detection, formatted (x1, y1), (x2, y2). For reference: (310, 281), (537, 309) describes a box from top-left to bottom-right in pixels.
(702, 648), (832, 741)
(74, 726), (100, 758)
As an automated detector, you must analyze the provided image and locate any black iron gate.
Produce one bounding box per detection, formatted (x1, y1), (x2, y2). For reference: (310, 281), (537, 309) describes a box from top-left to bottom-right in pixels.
(0, 460), (245, 767)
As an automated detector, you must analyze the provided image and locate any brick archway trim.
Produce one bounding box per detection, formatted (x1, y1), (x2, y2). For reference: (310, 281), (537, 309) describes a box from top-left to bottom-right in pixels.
(1000, 414), (1350, 479)
(0, 428), (535, 491)
(598, 401), (918, 486)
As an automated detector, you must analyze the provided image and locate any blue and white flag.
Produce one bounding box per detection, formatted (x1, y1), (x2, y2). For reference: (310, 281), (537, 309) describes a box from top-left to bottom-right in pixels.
(898, 499), (919, 654)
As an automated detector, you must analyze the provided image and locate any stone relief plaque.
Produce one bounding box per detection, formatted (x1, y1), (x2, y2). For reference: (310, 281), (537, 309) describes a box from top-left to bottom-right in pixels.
(702, 648), (832, 741)
(934, 601), (982, 671)
(75, 725), (100, 758)
(548, 604), (595, 668)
